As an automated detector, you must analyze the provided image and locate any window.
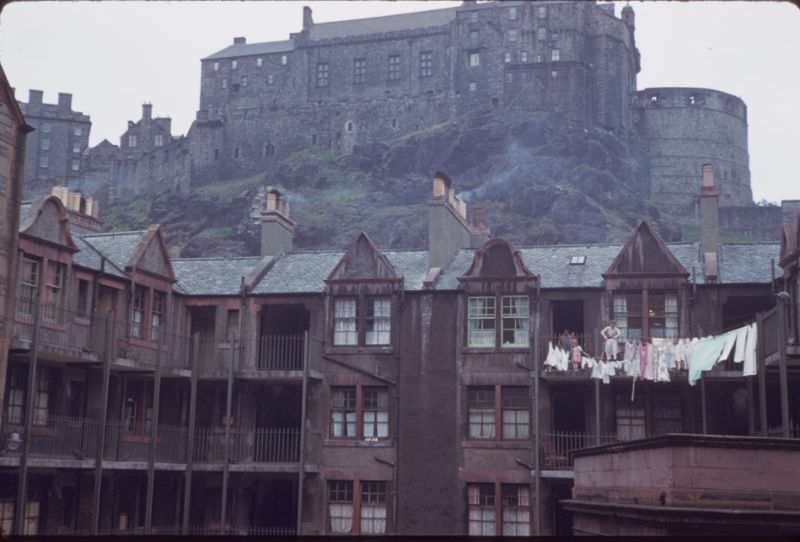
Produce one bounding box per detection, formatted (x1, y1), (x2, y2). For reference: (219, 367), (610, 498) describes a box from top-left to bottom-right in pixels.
(506, 72), (513, 84)
(233, 147), (240, 159)
(154, 134), (164, 147)
(225, 309), (239, 340)
(131, 285), (146, 339)
(73, 126), (82, 136)
(508, 29), (518, 42)
(5, 365), (25, 424)
(551, 48), (560, 62)
(334, 298), (357, 345)
(213, 61), (219, 71)
(501, 387), (530, 439)
(71, 159), (80, 171)
(469, 30), (479, 41)
(257, 57), (263, 67)
(365, 297), (391, 345)
(281, 54), (288, 66)
(128, 135), (137, 148)
(504, 52), (512, 64)
(468, 297), (496, 347)
(353, 58), (366, 84)
(521, 51), (528, 63)
(616, 394), (645, 441)
(42, 122), (51, 133)
(328, 481), (354, 533)
(23, 501), (40, 535)
(469, 82), (477, 93)
(467, 484), (496, 536)
(0, 500), (13, 535)
(537, 27), (546, 40)
(231, 59), (238, 70)
(240, 75), (248, 87)
(650, 293), (679, 338)
(419, 51), (433, 78)
(221, 78), (227, 89)
(551, 70), (558, 78)
(330, 387), (357, 438)
(44, 261), (65, 323)
(501, 485), (530, 535)
(468, 387), (495, 439)
(612, 292), (678, 340)
(360, 481), (387, 534)
(468, 52), (480, 67)
(387, 55), (401, 81)
(33, 367), (52, 426)
(469, 11), (478, 23)
(362, 388), (389, 439)
(501, 296), (529, 347)
(72, 142), (81, 153)
(77, 278), (90, 316)
(150, 290), (165, 341)
(317, 62), (329, 87)
(508, 6), (518, 20)
(39, 156), (48, 168)
(17, 256), (39, 318)
(41, 139), (50, 151)
(653, 395), (683, 435)
(345, 121), (354, 133)
(535, 54), (543, 63)
(569, 255), (586, 265)
(537, 5), (547, 18)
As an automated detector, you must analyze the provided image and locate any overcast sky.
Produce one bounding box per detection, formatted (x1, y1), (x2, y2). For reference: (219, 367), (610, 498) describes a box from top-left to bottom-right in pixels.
(0, 1), (798, 203)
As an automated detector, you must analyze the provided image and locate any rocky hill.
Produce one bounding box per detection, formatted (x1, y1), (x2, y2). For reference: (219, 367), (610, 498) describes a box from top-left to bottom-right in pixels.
(103, 110), (678, 257)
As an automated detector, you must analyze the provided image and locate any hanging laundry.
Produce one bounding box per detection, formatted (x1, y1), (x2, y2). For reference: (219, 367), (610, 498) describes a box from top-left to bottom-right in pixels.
(718, 330), (738, 363)
(639, 343), (648, 380)
(733, 325), (749, 364)
(743, 322), (758, 377)
(688, 334), (729, 385)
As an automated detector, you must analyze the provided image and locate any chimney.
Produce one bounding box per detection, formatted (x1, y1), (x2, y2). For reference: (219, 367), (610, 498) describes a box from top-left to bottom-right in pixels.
(781, 200), (800, 226)
(699, 163), (719, 281)
(28, 89), (43, 105)
(302, 6), (313, 31)
(261, 187), (296, 257)
(58, 92), (72, 111)
(428, 172), (488, 269)
(233, 36), (246, 45)
(621, 5), (635, 31)
(142, 103), (152, 120)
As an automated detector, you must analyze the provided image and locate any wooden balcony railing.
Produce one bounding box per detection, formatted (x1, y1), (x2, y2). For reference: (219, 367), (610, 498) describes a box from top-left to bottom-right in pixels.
(541, 431), (618, 470)
(257, 334), (304, 370)
(193, 426), (301, 463)
(103, 421), (187, 462)
(2, 414), (99, 459)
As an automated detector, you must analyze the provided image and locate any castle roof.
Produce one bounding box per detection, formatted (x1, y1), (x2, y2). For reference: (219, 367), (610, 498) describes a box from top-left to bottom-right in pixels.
(308, 7), (456, 41)
(204, 39), (295, 61)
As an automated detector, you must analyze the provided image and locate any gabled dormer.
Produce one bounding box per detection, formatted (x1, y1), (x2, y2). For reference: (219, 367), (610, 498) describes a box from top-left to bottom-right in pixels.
(603, 222), (689, 341)
(125, 225), (176, 283)
(19, 196), (79, 254)
(325, 233), (402, 350)
(458, 239), (538, 350)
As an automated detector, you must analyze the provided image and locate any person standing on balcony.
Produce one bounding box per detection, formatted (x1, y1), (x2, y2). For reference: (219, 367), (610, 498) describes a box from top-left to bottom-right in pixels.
(601, 321), (622, 361)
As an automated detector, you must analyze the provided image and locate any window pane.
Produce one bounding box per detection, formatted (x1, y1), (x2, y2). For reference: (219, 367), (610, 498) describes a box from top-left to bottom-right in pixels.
(366, 298), (391, 345)
(501, 296), (529, 347)
(334, 299), (357, 345)
(468, 387), (496, 439)
(468, 297), (496, 347)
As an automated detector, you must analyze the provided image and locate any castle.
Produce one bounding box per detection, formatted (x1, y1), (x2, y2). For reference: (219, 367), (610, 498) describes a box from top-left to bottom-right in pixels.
(21, 1), (753, 223)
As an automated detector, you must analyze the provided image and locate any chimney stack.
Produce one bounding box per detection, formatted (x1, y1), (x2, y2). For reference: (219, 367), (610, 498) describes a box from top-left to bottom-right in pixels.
(28, 89), (43, 106)
(58, 92), (72, 111)
(233, 36), (246, 45)
(302, 6), (314, 31)
(699, 163), (719, 281)
(142, 103), (152, 120)
(261, 187), (296, 257)
(428, 172), (489, 270)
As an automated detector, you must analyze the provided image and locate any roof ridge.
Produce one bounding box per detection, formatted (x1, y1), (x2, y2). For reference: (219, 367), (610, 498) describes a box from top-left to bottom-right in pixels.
(79, 229), (147, 238)
(173, 256), (260, 262)
(313, 6), (456, 27)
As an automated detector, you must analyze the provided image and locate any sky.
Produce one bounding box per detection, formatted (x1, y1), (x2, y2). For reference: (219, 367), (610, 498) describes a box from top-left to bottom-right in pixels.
(0, 1), (798, 203)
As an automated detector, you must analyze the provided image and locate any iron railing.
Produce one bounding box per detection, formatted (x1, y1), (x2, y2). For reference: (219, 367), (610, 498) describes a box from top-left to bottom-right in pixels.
(256, 334), (304, 370)
(2, 414), (99, 459)
(193, 426), (300, 463)
(541, 431), (618, 470)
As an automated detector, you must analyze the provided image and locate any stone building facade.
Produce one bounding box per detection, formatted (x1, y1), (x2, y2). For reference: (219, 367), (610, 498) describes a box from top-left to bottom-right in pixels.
(17, 90), (91, 198)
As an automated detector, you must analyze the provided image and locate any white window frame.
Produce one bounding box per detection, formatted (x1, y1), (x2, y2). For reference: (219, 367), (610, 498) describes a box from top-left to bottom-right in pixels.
(71, 159), (80, 172)
(469, 52), (480, 67)
(257, 57), (263, 67)
(231, 59), (238, 70)
(334, 298), (357, 345)
(521, 51), (529, 63)
(213, 61), (219, 71)
(508, 6), (518, 20)
(551, 48), (560, 62)
(504, 52), (512, 64)
(468, 296), (496, 347)
(154, 134), (164, 147)
(281, 54), (288, 66)
(365, 297), (391, 345)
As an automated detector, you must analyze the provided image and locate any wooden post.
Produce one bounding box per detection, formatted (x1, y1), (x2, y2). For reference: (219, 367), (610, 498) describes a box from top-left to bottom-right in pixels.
(594, 379), (601, 446)
(14, 289), (42, 535)
(145, 328), (164, 531)
(295, 331), (310, 534)
(777, 296), (790, 437)
(532, 285), (542, 536)
(747, 376), (756, 436)
(92, 311), (114, 534)
(220, 337), (235, 531)
(700, 378), (708, 435)
(182, 334), (200, 533)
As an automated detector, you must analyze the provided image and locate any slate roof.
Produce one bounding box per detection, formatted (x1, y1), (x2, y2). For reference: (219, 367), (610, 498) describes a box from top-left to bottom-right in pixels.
(204, 39), (295, 60)
(172, 257), (261, 295)
(78, 231), (146, 274)
(308, 8), (456, 40)
(384, 251), (430, 291)
(251, 251), (344, 294)
(18, 201), (33, 230)
(719, 243), (781, 284)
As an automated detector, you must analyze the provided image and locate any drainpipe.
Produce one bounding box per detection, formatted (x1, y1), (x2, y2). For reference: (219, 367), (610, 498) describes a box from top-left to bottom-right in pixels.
(145, 325), (164, 532)
(777, 292), (790, 437)
(532, 282), (542, 536)
(92, 309), (114, 534)
(220, 336), (235, 531)
(181, 334), (200, 533)
(14, 288), (42, 535)
(295, 330), (309, 534)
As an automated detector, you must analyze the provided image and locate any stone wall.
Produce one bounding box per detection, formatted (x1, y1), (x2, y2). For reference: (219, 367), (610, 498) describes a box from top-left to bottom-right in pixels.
(719, 206), (782, 242)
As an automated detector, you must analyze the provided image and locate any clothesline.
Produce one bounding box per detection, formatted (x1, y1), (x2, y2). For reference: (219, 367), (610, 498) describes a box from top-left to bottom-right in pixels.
(543, 322), (758, 386)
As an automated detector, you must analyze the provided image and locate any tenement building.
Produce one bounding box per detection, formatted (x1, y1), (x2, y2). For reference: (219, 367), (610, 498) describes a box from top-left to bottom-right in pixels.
(0, 164), (798, 536)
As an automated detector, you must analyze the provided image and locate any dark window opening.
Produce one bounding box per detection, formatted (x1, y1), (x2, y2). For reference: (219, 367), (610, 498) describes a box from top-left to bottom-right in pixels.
(259, 304), (309, 370)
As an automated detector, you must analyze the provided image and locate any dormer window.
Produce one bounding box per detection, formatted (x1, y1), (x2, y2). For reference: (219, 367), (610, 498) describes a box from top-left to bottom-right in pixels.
(468, 295), (529, 348)
(365, 298), (391, 345)
(569, 255), (586, 265)
(334, 298), (358, 345)
(333, 296), (392, 346)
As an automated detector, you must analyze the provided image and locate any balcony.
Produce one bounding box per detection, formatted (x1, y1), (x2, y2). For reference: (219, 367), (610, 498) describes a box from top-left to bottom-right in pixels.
(113, 317), (193, 372)
(2, 414), (99, 460)
(542, 431), (618, 470)
(104, 421), (188, 463)
(193, 427), (300, 463)
(257, 334), (304, 371)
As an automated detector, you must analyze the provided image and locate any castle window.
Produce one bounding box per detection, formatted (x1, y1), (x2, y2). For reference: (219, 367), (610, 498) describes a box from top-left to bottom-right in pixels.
(353, 58), (367, 85)
(387, 55), (401, 81)
(231, 59), (238, 70)
(214, 149), (219, 160)
(468, 52), (480, 67)
(267, 74), (274, 85)
(391, 118), (398, 130)
(317, 62), (329, 87)
(154, 134), (164, 147)
(504, 52), (512, 64)
(241, 75), (248, 87)
(551, 70), (558, 78)
(312, 134), (317, 145)
(537, 6), (547, 18)
(263, 142), (275, 157)
(128, 135), (137, 148)
(469, 82), (477, 93)
(688, 95), (696, 105)
(42, 122), (51, 133)
(537, 27), (546, 41)
(551, 49), (560, 62)
(521, 51), (528, 63)
(233, 147), (240, 159)
(74, 126), (82, 136)
(470, 29), (479, 41)
(650, 95), (659, 105)
(508, 29), (518, 42)
(72, 142), (80, 153)
(281, 54), (288, 66)
(257, 57), (263, 67)
(71, 159), (80, 172)
(535, 54), (543, 63)
(505, 72), (513, 84)
(346, 121), (354, 132)
(39, 156), (48, 169)
(41, 139), (50, 151)
(508, 6), (518, 20)
(419, 51), (433, 78)
(221, 78), (227, 89)
(213, 61), (219, 71)
(470, 11), (478, 23)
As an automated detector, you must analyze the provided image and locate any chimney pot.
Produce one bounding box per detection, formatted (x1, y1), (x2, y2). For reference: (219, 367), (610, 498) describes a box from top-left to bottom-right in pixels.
(303, 6), (314, 30)
(261, 187), (295, 257)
